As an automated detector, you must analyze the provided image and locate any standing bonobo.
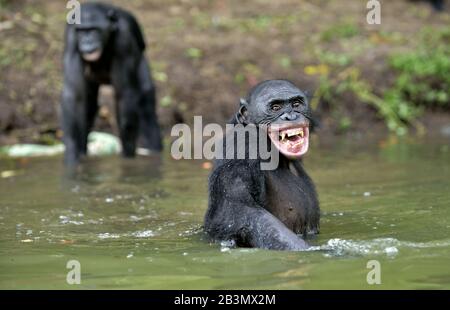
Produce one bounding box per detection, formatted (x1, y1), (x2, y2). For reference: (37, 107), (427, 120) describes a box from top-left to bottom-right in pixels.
(204, 80), (320, 251)
(61, 3), (162, 165)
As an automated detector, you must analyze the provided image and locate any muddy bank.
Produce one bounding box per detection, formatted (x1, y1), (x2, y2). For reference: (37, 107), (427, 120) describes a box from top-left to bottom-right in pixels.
(0, 0), (449, 146)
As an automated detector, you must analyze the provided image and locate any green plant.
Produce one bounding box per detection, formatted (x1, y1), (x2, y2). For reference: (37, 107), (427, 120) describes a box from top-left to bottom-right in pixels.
(321, 22), (359, 42)
(185, 47), (203, 59)
(389, 45), (450, 108)
(314, 28), (449, 135)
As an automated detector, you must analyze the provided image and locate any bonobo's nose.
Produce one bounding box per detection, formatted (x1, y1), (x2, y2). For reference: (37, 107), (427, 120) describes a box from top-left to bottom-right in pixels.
(280, 112), (298, 121)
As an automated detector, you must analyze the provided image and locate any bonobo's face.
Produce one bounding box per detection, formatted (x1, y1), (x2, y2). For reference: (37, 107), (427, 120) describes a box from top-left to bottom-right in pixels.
(76, 27), (104, 61)
(239, 80), (312, 158)
(75, 7), (114, 62)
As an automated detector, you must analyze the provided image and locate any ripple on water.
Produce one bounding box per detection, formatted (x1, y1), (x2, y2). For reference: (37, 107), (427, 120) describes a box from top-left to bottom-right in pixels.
(132, 230), (155, 238)
(308, 238), (450, 257)
(97, 233), (121, 239)
(97, 230), (156, 239)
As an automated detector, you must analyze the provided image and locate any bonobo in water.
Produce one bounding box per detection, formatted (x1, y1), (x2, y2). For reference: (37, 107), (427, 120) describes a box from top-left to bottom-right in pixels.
(204, 80), (320, 251)
(61, 3), (162, 166)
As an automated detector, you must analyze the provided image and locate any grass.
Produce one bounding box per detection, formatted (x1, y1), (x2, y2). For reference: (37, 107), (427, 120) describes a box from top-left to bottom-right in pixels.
(321, 22), (360, 42)
(313, 26), (450, 135)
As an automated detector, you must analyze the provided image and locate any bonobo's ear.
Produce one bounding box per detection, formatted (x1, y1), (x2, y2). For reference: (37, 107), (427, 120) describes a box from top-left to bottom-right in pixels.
(309, 112), (320, 133)
(303, 90), (320, 132)
(236, 98), (249, 124)
(107, 9), (118, 31)
(107, 9), (118, 21)
(304, 90), (313, 101)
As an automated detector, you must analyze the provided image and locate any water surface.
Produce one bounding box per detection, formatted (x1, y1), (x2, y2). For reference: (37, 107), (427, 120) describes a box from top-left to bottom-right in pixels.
(0, 137), (449, 289)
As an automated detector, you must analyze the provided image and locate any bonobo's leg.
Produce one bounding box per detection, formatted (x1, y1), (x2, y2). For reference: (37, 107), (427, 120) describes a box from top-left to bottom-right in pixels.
(205, 164), (309, 251)
(61, 87), (83, 166)
(85, 83), (100, 145)
(137, 57), (162, 152)
(112, 58), (140, 157)
(61, 56), (98, 165)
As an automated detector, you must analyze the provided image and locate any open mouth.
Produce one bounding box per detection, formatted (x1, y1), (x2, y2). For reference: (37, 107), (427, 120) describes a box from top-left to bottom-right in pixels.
(82, 50), (102, 62)
(268, 123), (309, 158)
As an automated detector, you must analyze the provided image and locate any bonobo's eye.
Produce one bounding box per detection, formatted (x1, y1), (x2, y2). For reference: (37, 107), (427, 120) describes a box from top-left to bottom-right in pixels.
(270, 102), (283, 112)
(291, 97), (305, 108)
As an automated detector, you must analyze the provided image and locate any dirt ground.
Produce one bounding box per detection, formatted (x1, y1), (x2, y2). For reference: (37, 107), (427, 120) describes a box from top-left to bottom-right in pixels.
(0, 0), (449, 145)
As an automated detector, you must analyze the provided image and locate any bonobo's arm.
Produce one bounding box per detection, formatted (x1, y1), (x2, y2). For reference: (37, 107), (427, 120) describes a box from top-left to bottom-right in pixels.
(205, 161), (309, 251)
(111, 50), (141, 157)
(61, 25), (93, 166)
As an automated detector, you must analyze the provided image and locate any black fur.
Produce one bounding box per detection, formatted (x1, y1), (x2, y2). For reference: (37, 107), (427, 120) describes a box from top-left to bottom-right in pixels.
(430, 0), (444, 11)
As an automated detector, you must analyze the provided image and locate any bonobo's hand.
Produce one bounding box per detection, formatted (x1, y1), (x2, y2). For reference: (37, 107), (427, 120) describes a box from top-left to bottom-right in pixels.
(281, 234), (310, 251)
(248, 208), (310, 251)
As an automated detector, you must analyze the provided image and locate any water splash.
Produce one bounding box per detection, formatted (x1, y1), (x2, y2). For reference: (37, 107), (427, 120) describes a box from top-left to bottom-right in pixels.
(132, 230), (155, 238)
(97, 230), (156, 239)
(308, 238), (450, 257)
(98, 233), (120, 239)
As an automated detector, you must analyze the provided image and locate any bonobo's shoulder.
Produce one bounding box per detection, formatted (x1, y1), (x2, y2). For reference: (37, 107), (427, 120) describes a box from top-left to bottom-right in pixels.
(112, 5), (139, 21)
(115, 8), (146, 51)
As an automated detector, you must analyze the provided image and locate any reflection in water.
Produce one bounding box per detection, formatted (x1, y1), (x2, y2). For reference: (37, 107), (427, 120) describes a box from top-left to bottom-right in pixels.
(0, 138), (449, 289)
(62, 154), (163, 185)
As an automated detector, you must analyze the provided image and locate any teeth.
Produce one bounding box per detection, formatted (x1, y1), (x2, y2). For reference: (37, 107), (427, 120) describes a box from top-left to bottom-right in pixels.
(287, 129), (300, 137)
(276, 127), (306, 143)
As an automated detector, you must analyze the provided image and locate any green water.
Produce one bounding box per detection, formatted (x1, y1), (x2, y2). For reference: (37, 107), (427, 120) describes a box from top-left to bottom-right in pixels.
(0, 137), (449, 289)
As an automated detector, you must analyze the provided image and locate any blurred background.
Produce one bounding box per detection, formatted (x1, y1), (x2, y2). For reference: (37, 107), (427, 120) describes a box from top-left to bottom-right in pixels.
(0, 0), (449, 144)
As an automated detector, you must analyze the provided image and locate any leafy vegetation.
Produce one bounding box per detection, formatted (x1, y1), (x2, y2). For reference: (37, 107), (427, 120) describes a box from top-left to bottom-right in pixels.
(314, 28), (450, 135)
(389, 29), (450, 109)
(321, 22), (360, 42)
